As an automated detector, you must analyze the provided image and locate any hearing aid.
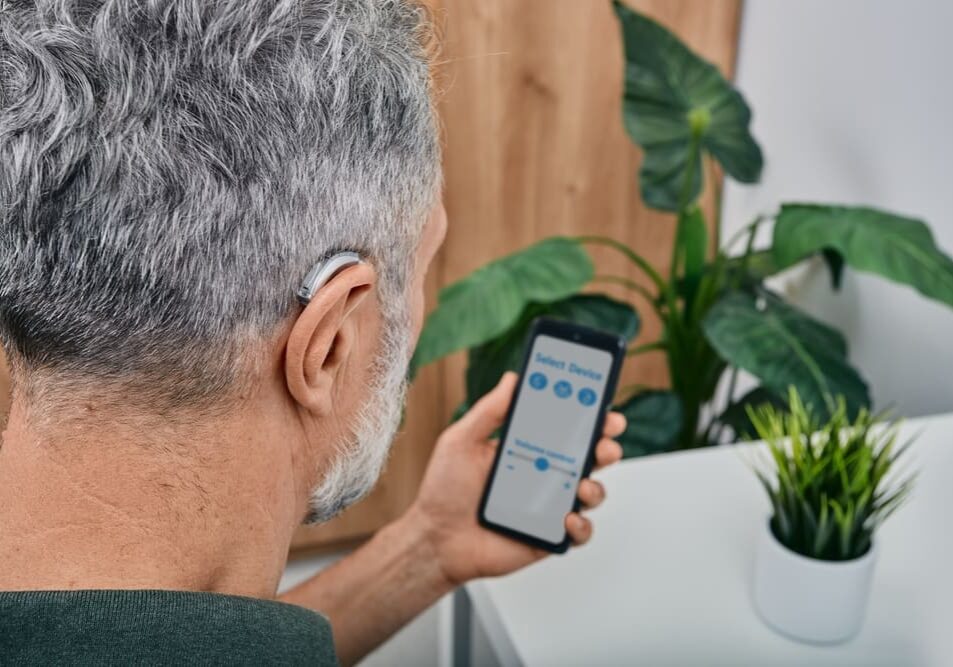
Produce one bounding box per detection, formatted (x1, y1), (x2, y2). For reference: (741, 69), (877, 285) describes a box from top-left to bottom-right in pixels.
(296, 252), (364, 305)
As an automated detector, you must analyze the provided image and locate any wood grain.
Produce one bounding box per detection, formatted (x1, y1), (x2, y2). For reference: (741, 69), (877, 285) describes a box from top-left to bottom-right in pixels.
(432, 0), (742, 448)
(290, 0), (742, 553)
(0, 0), (742, 553)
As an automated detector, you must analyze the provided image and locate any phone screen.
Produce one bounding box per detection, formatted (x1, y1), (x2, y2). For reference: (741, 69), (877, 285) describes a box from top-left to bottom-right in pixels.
(482, 333), (614, 545)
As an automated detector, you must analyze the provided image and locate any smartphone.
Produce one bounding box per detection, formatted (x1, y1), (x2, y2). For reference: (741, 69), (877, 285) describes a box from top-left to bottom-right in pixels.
(477, 317), (626, 553)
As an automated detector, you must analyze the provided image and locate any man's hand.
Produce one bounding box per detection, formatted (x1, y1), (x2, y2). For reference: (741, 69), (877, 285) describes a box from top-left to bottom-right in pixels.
(282, 372), (624, 665)
(407, 372), (626, 587)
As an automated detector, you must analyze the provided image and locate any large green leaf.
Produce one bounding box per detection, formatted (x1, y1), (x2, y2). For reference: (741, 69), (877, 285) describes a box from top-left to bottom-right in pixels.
(614, 390), (684, 458)
(718, 385), (786, 441)
(702, 290), (870, 416)
(613, 1), (763, 211)
(410, 237), (593, 375)
(773, 204), (953, 308)
(722, 250), (782, 286)
(465, 294), (640, 404)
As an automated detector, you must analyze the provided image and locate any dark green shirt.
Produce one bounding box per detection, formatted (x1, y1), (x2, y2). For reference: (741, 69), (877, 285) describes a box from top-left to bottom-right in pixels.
(0, 589), (338, 665)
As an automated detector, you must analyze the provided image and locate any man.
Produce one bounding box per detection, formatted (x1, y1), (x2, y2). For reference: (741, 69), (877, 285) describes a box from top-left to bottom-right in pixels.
(0, 1), (625, 665)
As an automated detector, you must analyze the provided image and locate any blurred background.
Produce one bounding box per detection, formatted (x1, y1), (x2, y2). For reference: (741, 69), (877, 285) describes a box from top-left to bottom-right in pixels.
(723, 0), (953, 419)
(295, 0), (953, 663)
(283, 0), (953, 559)
(288, 0), (742, 556)
(2, 0), (951, 664)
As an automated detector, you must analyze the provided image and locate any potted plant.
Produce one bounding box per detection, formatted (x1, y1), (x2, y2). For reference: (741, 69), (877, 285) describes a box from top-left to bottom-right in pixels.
(746, 388), (915, 644)
(409, 3), (953, 456)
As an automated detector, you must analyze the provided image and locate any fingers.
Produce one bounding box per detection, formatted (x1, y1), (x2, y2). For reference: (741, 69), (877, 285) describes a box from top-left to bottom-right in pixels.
(565, 512), (593, 546)
(592, 438), (623, 470)
(525, 401), (619, 549)
(577, 478), (605, 509)
(452, 372), (518, 441)
(452, 380), (625, 450)
(602, 411), (626, 438)
(567, 479), (607, 546)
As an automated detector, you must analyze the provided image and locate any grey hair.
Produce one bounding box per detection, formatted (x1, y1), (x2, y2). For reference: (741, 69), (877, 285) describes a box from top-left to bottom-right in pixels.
(0, 0), (440, 409)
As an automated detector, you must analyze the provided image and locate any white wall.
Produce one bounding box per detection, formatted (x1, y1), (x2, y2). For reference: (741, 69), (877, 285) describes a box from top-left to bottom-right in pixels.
(722, 0), (953, 418)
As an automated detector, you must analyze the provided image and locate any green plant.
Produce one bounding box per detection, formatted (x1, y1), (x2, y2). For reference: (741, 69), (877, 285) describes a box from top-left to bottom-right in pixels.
(410, 3), (953, 456)
(747, 388), (915, 561)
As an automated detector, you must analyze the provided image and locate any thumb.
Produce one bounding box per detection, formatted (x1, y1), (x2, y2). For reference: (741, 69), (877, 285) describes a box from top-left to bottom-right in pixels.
(454, 371), (518, 442)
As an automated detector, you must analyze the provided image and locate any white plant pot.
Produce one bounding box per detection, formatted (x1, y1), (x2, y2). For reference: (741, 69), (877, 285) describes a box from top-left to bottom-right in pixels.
(753, 520), (877, 644)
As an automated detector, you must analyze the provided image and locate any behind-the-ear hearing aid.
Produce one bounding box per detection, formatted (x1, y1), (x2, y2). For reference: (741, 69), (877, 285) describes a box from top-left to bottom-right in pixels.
(296, 252), (363, 305)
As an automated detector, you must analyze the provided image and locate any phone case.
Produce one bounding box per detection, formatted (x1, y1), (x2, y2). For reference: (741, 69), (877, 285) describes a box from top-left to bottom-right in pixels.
(476, 317), (626, 553)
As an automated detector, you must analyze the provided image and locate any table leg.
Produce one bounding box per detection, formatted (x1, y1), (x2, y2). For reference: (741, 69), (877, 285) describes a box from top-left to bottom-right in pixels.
(452, 587), (472, 667)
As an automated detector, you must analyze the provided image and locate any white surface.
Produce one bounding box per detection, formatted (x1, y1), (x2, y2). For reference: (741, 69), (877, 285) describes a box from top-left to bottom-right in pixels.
(721, 0), (953, 418)
(280, 551), (445, 667)
(753, 520), (877, 644)
(466, 413), (953, 666)
(279, 552), (345, 593)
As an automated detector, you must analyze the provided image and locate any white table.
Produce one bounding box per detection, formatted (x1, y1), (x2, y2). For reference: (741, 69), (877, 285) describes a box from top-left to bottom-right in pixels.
(459, 413), (953, 666)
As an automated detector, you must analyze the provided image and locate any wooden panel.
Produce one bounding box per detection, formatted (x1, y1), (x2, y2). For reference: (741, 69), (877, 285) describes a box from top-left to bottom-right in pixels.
(0, 0), (741, 553)
(291, 0), (742, 553)
(434, 0), (742, 433)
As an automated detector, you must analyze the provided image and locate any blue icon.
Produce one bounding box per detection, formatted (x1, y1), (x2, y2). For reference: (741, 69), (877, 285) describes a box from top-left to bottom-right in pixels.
(578, 387), (597, 406)
(553, 380), (573, 399)
(534, 456), (550, 471)
(529, 372), (548, 390)
(564, 482), (572, 489)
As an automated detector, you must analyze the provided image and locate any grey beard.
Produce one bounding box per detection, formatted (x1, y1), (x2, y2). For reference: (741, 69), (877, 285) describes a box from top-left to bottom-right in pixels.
(304, 307), (411, 525)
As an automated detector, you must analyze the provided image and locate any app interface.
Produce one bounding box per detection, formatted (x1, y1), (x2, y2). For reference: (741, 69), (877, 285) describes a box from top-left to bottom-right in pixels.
(484, 334), (612, 544)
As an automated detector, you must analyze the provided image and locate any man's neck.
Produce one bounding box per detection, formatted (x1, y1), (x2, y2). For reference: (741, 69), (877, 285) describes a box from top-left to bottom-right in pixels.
(0, 398), (302, 598)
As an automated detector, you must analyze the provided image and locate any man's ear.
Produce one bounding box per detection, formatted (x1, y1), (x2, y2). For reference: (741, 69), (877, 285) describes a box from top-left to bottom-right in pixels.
(285, 263), (376, 415)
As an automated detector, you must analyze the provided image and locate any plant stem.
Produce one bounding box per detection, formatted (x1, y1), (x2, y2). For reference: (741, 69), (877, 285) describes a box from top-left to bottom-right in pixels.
(671, 136), (703, 285)
(627, 341), (666, 357)
(575, 235), (667, 292)
(591, 274), (659, 311)
(720, 214), (769, 258)
(708, 156), (722, 251)
(730, 223), (762, 290)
